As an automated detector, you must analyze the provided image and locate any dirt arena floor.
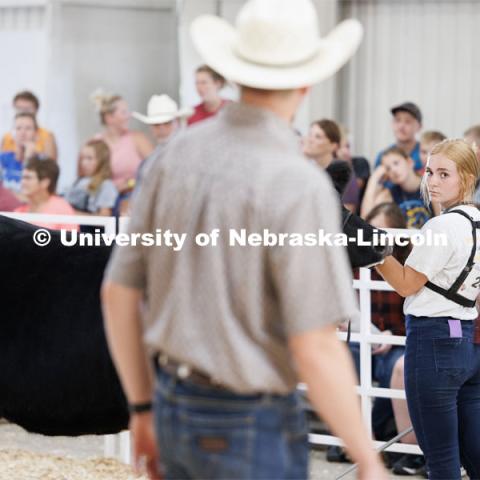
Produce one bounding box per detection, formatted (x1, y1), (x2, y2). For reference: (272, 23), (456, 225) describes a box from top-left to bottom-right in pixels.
(0, 422), (423, 479)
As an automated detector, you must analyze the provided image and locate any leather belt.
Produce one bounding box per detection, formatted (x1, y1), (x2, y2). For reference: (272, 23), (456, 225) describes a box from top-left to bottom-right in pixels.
(156, 353), (227, 390)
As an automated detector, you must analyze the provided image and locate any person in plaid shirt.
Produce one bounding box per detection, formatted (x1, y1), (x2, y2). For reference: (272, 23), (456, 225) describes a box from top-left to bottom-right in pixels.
(362, 203), (410, 437)
(368, 202), (411, 337)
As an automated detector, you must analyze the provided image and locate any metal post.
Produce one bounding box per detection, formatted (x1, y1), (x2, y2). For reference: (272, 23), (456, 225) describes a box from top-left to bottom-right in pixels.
(358, 267), (373, 435)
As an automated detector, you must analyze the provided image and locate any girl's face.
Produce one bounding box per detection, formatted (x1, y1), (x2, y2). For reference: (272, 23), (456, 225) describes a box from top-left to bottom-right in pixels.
(303, 124), (336, 164)
(80, 146), (98, 177)
(14, 117), (36, 145)
(105, 100), (130, 132)
(426, 154), (463, 208)
(382, 153), (412, 185)
(195, 72), (222, 102)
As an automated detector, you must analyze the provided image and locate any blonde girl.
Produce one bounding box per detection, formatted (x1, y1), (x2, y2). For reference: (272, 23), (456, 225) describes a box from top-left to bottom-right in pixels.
(376, 139), (480, 479)
(91, 90), (153, 194)
(66, 139), (118, 216)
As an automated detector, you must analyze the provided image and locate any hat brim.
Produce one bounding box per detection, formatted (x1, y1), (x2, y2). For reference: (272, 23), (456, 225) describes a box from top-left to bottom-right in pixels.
(132, 108), (193, 125)
(191, 16), (363, 90)
(390, 107), (421, 123)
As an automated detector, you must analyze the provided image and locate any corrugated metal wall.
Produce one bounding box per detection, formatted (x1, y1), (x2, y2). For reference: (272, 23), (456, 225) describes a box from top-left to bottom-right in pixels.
(339, 0), (480, 161)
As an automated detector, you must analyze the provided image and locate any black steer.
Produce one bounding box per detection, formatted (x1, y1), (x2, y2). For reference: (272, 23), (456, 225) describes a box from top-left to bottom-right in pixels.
(0, 215), (128, 436)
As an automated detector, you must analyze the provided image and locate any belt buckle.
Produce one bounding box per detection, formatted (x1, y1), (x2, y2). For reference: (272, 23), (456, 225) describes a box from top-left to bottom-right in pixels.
(157, 354), (192, 380)
(177, 364), (191, 379)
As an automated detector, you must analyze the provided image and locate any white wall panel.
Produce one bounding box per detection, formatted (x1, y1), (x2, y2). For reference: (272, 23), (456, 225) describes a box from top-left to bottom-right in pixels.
(0, 6), (47, 142)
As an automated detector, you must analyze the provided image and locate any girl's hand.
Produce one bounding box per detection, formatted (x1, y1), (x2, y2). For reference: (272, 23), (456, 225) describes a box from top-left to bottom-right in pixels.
(372, 330), (393, 355)
(372, 165), (387, 183)
(24, 141), (37, 160)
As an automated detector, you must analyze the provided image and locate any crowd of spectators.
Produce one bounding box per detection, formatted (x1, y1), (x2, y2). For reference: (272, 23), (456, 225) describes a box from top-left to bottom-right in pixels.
(0, 64), (229, 219)
(2, 73), (480, 477)
(2, 81), (478, 235)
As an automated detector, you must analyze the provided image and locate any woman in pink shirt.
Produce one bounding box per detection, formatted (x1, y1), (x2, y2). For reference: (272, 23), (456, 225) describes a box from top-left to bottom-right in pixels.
(15, 156), (78, 231)
(91, 91), (153, 195)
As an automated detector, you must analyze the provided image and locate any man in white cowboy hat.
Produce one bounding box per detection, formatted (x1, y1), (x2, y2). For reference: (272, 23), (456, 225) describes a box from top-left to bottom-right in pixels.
(132, 95), (192, 189)
(133, 94), (192, 147)
(102, 0), (387, 478)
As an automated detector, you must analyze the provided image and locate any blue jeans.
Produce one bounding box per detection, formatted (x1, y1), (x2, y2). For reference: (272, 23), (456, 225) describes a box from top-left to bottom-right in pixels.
(153, 367), (309, 479)
(349, 342), (405, 438)
(405, 315), (480, 479)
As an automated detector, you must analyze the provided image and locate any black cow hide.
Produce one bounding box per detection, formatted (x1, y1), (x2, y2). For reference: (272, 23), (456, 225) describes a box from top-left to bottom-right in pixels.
(0, 216), (128, 436)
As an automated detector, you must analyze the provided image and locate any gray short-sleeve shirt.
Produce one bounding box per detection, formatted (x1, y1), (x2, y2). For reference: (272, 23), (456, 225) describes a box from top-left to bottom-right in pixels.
(105, 103), (357, 394)
(65, 177), (118, 213)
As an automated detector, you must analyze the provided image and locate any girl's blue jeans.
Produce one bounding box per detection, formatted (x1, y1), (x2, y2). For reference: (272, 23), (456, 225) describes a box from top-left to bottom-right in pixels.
(405, 315), (480, 479)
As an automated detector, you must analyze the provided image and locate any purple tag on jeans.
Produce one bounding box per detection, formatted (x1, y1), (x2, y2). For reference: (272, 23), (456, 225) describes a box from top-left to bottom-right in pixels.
(448, 319), (462, 338)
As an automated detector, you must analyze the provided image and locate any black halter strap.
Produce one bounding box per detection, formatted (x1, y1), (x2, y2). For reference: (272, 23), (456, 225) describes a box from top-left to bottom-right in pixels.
(425, 209), (480, 308)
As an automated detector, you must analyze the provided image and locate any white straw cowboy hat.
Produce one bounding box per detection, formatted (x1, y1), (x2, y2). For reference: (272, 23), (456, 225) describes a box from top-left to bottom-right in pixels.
(133, 95), (193, 125)
(191, 0), (363, 90)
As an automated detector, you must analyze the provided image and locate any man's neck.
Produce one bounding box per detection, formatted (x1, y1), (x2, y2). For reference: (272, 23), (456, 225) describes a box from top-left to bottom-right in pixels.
(240, 92), (299, 124)
(397, 139), (417, 155)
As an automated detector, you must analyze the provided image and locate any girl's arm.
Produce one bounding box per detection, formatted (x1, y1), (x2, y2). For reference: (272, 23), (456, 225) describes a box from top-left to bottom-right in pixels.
(360, 166), (393, 218)
(376, 256), (428, 297)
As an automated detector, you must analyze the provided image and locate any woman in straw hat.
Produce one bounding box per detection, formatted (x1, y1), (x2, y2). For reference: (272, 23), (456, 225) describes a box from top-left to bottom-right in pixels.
(103, 1), (387, 479)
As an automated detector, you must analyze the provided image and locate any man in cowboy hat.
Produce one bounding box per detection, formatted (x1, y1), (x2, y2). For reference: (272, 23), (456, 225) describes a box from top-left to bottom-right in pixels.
(102, 0), (387, 478)
(133, 94), (192, 148)
(132, 95), (192, 187)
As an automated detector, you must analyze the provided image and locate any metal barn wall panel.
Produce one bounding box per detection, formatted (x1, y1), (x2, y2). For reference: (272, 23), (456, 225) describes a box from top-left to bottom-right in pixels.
(339, 0), (480, 162)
